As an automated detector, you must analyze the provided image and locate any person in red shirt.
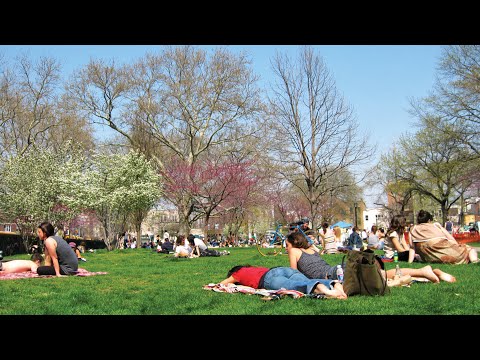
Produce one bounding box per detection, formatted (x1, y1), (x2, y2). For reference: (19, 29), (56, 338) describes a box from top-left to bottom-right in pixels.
(219, 264), (347, 299)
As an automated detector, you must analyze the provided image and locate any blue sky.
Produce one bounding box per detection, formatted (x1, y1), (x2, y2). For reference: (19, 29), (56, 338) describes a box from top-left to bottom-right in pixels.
(0, 45), (443, 205)
(0, 45), (442, 154)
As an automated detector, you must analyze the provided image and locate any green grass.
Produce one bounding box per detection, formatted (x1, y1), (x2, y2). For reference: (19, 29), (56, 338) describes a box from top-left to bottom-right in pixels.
(1, 247), (479, 315)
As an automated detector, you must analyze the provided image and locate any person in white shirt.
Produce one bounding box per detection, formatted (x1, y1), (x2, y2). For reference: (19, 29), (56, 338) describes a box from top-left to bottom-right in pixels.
(163, 230), (170, 241)
(174, 235), (195, 258)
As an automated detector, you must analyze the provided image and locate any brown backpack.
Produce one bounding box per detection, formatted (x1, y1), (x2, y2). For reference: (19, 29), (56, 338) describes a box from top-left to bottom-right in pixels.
(341, 249), (390, 296)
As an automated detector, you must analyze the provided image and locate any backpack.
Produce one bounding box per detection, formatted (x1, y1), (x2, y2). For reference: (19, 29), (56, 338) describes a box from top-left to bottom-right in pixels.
(341, 249), (390, 296)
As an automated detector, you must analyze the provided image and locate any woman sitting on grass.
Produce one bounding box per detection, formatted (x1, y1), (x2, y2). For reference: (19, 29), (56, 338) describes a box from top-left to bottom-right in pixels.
(384, 216), (416, 263)
(174, 235), (197, 258)
(220, 264), (347, 299)
(36, 221), (78, 276)
(410, 209), (478, 264)
(0, 253), (44, 274)
(286, 231), (457, 286)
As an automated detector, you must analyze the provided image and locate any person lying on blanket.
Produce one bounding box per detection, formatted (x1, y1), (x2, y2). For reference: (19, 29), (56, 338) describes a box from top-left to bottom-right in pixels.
(286, 231), (457, 287)
(0, 253), (44, 274)
(219, 264), (347, 299)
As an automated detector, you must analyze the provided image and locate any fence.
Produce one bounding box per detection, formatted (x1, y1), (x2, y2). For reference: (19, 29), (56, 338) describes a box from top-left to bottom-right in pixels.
(0, 232), (30, 256)
(0, 232), (106, 256)
(453, 232), (480, 244)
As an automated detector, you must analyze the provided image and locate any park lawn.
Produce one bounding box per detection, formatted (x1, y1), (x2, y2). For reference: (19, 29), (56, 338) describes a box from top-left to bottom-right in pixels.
(0, 247), (479, 315)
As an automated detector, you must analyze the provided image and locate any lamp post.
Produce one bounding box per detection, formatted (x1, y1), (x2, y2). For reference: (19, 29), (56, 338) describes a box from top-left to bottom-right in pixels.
(354, 202), (358, 228)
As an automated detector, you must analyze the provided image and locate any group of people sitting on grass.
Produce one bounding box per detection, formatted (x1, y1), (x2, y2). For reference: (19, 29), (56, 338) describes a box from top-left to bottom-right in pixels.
(380, 210), (478, 264)
(218, 209), (476, 300)
(2, 210), (477, 302)
(174, 234), (230, 258)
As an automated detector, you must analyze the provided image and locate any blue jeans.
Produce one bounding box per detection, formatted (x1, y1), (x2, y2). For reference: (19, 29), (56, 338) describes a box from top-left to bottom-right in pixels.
(263, 267), (333, 294)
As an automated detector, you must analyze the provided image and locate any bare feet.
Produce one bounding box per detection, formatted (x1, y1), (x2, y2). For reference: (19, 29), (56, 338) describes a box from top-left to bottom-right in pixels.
(420, 265), (440, 283)
(314, 283), (347, 299)
(333, 282), (348, 299)
(433, 269), (456, 283)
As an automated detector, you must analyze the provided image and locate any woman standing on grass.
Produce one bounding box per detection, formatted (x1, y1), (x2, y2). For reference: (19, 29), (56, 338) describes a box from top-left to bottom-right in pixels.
(36, 222), (78, 277)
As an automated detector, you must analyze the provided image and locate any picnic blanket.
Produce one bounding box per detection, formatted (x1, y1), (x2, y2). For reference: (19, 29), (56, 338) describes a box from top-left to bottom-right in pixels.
(202, 283), (326, 301)
(0, 268), (108, 281)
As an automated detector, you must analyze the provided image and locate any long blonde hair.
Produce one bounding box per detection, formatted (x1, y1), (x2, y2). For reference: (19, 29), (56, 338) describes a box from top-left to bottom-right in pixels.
(333, 226), (342, 240)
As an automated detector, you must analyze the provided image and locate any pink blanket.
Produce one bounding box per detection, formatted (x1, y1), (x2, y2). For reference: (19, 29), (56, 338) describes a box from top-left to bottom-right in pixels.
(0, 268), (108, 280)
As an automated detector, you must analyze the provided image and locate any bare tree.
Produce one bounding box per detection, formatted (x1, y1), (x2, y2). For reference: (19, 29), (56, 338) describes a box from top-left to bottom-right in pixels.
(0, 55), (61, 160)
(410, 45), (480, 157)
(0, 54), (94, 163)
(268, 46), (371, 230)
(66, 46), (264, 234)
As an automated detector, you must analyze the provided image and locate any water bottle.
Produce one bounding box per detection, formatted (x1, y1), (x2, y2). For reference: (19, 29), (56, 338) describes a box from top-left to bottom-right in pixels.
(336, 265), (344, 282)
(394, 264), (402, 279)
(393, 250), (398, 262)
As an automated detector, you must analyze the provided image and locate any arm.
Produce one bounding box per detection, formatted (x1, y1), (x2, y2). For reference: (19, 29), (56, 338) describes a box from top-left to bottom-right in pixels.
(44, 247), (52, 266)
(390, 235), (403, 252)
(44, 237), (63, 277)
(399, 235), (410, 250)
(191, 245), (200, 258)
(220, 275), (237, 285)
(310, 244), (321, 253)
(30, 261), (39, 273)
(318, 232), (326, 249)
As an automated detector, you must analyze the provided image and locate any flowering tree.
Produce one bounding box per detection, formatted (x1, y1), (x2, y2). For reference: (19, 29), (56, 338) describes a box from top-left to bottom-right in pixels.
(162, 158), (259, 237)
(62, 150), (162, 250)
(0, 144), (83, 251)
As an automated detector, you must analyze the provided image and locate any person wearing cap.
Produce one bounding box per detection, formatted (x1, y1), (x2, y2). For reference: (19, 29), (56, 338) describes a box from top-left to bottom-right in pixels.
(69, 242), (87, 262)
(36, 222), (78, 276)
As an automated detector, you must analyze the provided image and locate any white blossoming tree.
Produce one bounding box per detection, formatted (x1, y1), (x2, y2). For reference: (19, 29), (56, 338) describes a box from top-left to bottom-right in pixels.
(0, 144), (84, 251)
(62, 150), (162, 250)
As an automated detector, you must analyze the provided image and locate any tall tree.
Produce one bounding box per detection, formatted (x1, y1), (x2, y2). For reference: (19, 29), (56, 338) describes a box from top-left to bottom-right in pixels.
(379, 120), (475, 224)
(66, 46), (264, 234)
(268, 46), (371, 230)
(410, 45), (480, 156)
(0, 54), (95, 164)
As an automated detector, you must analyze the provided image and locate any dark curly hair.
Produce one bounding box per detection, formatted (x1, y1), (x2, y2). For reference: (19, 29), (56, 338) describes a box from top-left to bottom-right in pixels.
(417, 210), (433, 224)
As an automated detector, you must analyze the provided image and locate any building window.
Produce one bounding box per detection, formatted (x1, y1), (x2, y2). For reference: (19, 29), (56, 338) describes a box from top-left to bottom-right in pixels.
(5, 224), (11, 232)
(365, 215), (369, 221)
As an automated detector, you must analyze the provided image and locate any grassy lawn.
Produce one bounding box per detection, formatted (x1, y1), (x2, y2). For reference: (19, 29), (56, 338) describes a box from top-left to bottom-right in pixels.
(1, 246), (479, 315)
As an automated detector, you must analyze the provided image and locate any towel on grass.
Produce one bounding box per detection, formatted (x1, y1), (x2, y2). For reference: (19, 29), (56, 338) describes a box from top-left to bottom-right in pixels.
(202, 283), (325, 301)
(0, 268), (108, 280)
